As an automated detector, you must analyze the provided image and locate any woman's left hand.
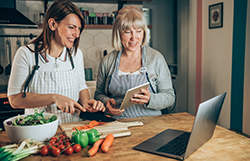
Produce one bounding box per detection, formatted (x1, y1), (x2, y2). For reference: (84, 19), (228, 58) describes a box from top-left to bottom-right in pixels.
(83, 99), (105, 112)
(130, 88), (151, 105)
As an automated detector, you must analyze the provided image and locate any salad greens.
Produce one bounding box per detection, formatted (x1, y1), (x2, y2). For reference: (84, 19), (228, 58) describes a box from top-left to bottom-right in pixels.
(7, 110), (57, 126)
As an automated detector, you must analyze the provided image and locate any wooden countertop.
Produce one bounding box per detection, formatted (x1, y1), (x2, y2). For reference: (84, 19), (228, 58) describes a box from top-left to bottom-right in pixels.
(1, 112), (250, 161)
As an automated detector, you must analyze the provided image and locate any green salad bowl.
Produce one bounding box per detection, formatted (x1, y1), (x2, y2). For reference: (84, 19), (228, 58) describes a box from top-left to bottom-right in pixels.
(3, 113), (59, 143)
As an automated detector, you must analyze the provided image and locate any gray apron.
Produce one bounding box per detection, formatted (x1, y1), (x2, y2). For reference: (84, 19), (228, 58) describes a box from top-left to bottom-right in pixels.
(24, 49), (82, 124)
(108, 48), (161, 119)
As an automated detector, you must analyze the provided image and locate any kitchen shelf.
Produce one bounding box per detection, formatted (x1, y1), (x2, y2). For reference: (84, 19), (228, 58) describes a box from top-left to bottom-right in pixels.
(39, 24), (152, 29)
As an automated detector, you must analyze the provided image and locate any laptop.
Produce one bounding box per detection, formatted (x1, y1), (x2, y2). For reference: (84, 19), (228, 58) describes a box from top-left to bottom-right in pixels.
(133, 92), (226, 160)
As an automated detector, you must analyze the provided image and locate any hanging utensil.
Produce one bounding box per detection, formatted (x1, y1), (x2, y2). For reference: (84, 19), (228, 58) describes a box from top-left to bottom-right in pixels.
(5, 38), (12, 76)
(24, 37), (28, 45)
(16, 37), (21, 50)
(0, 50), (4, 75)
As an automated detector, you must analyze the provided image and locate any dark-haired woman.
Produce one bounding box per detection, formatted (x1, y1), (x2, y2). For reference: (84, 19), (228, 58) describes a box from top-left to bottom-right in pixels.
(8, 0), (104, 124)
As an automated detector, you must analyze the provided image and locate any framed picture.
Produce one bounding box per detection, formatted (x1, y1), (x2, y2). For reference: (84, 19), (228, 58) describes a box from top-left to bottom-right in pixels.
(209, 2), (223, 29)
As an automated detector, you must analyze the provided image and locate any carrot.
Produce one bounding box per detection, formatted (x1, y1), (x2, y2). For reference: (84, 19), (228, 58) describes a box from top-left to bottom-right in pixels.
(72, 120), (107, 131)
(101, 134), (114, 153)
(88, 139), (104, 157)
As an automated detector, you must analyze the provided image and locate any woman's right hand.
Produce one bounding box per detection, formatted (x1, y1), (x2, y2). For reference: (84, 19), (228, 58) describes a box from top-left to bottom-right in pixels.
(54, 94), (86, 114)
(105, 98), (124, 115)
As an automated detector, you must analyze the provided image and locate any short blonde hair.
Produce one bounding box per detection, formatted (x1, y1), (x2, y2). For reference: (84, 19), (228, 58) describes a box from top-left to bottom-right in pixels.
(112, 5), (149, 51)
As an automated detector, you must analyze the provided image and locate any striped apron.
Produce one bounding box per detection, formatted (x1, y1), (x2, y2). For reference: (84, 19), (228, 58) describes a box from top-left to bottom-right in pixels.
(24, 51), (82, 124)
(108, 49), (161, 119)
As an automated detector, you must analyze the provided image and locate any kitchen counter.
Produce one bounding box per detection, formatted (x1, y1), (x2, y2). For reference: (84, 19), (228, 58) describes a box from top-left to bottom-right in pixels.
(1, 112), (250, 161)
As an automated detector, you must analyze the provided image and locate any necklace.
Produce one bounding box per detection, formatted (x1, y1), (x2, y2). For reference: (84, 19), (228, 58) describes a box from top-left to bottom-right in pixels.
(53, 58), (59, 68)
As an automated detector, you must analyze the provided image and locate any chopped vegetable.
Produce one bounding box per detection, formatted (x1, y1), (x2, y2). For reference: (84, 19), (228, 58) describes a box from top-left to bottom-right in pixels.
(101, 134), (114, 153)
(88, 139), (104, 157)
(71, 128), (89, 148)
(0, 139), (44, 161)
(86, 128), (100, 145)
(73, 120), (106, 131)
(8, 110), (57, 126)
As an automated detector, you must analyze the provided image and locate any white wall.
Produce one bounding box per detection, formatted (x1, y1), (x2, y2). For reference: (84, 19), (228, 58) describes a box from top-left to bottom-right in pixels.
(188, 0), (197, 116)
(201, 0), (234, 128)
(188, 0), (234, 129)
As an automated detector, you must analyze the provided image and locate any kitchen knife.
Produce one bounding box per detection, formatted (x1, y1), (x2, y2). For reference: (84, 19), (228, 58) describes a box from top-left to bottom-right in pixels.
(80, 112), (116, 122)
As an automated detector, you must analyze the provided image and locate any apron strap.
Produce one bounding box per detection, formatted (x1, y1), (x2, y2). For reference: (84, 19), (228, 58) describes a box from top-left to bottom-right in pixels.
(22, 44), (40, 98)
(67, 48), (75, 69)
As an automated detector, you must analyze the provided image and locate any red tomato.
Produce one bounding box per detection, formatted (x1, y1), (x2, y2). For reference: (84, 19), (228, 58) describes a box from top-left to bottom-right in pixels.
(52, 148), (61, 157)
(49, 140), (55, 145)
(49, 146), (56, 154)
(59, 134), (66, 139)
(51, 136), (58, 143)
(58, 144), (66, 151)
(65, 142), (71, 147)
(73, 144), (81, 153)
(40, 146), (49, 156)
(57, 140), (64, 145)
(64, 146), (73, 155)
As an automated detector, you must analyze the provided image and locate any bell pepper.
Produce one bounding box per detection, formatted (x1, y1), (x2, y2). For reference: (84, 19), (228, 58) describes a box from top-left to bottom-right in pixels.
(71, 128), (89, 148)
(86, 128), (100, 145)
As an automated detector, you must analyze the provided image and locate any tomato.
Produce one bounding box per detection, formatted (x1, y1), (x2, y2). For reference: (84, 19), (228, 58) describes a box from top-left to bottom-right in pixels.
(57, 140), (64, 145)
(51, 136), (58, 143)
(59, 134), (66, 139)
(49, 146), (56, 154)
(49, 140), (55, 145)
(73, 144), (81, 153)
(52, 148), (61, 157)
(64, 146), (74, 155)
(58, 144), (66, 151)
(40, 146), (49, 156)
(65, 142), (71, 147)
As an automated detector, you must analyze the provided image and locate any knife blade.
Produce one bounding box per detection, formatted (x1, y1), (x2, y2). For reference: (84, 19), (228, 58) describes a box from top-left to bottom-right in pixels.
(80, 112), (116, 122)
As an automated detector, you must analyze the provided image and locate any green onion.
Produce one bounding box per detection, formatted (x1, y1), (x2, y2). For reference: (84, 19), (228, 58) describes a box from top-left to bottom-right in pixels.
(0, 139), (42, 161)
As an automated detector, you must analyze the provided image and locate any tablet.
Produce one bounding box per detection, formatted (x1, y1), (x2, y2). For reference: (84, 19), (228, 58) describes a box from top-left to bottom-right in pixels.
(120, 82), (150, 110)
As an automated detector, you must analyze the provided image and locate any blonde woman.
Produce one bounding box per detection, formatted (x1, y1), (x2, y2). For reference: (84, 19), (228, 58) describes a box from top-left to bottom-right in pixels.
(94, 5), (175, 119)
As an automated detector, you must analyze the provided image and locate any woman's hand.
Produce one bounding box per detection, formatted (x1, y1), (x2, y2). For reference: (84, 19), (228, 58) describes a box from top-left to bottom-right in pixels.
(130, 88), (151, 105)
(105, 98), (124, 115)
(54, 94), (86, 114)
(83, 99), (105, 113)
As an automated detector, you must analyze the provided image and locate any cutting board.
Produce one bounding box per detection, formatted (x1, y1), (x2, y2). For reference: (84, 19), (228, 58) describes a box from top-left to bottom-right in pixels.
(60, 120), (143, 139)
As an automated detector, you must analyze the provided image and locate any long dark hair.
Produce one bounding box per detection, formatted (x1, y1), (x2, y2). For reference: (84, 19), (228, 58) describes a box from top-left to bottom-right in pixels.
(29, 0), (85, 55)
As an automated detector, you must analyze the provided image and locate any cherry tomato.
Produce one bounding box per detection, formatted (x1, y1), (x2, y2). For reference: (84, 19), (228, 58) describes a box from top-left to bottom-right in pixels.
(40, 146), (49, 156)
(57, 140), (64, 145)
(65, 142), (71, 147)
(58, 144), (66, 151)
(49, 146), (56, 154)
(49, 140), (55, 145)
(51, 137), (58, 143)
(64, 146), (73, 155)
(73, 144), (81, 153)
(52, 148), (61, 157)
(59, 134), (66, 139)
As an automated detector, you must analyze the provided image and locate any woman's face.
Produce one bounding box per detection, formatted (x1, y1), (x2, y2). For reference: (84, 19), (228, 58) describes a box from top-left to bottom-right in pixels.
(54, 13), (82, 48)
(120, 26), (144, 53)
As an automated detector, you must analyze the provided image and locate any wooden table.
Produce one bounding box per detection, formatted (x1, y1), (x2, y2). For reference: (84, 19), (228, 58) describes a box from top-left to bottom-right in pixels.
(1, 112), (250, 161)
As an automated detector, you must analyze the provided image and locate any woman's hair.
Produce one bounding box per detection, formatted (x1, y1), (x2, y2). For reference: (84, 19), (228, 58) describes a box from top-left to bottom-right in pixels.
(29, 0), (85, 54)
(112, 5), (149, 51)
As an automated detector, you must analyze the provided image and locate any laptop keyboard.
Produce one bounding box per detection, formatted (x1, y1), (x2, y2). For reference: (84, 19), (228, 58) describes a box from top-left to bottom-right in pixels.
(156, 132), (190, 156)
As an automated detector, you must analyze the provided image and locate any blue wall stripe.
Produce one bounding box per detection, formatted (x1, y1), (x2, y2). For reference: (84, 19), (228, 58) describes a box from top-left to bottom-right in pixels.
(231, 0), (248, 131)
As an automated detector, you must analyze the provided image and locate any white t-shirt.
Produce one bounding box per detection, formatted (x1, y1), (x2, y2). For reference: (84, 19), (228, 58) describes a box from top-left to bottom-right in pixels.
(7, 44), (88, 96)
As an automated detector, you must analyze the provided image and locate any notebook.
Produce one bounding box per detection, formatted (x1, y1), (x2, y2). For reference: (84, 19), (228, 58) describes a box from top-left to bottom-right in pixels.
(133, 92), (226, 160)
